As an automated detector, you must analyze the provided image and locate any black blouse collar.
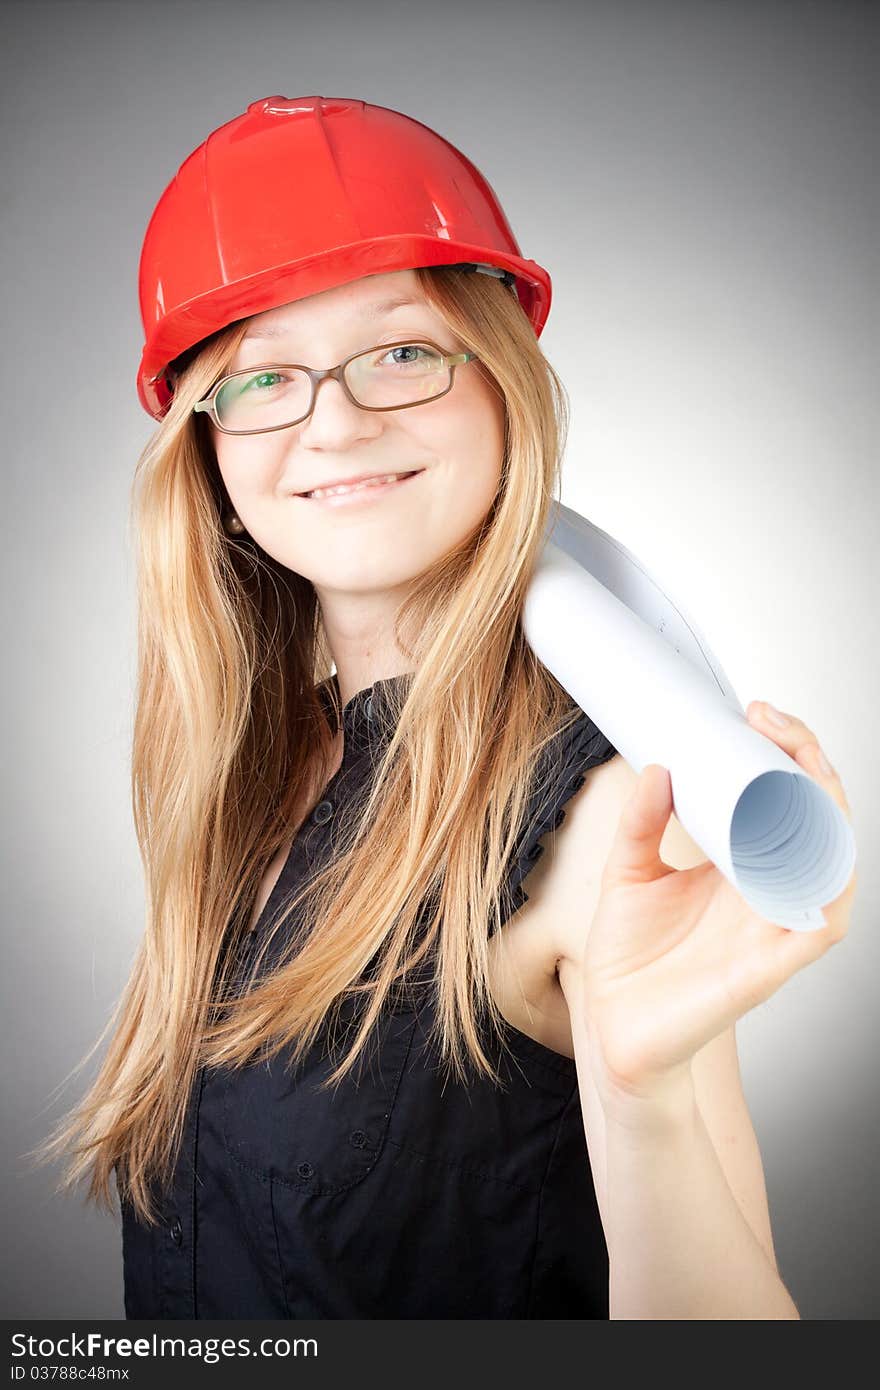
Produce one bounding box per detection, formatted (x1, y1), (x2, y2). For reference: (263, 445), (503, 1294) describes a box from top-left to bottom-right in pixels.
(316, 670), (414, 753)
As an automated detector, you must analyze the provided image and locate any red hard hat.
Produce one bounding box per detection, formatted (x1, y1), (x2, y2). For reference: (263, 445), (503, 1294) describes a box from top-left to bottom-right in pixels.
(136, 95), (552, 420)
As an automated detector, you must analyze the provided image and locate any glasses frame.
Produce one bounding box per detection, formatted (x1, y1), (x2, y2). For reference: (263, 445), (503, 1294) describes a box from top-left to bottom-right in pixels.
(192, 338), (479, 436)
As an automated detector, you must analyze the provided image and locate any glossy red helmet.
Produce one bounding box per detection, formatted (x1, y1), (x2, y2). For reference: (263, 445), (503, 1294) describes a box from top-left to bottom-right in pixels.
(136, 94), (553, 420)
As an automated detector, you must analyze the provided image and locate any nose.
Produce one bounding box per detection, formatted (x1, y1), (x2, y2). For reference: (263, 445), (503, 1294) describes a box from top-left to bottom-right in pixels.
(299, 372), (381, 442)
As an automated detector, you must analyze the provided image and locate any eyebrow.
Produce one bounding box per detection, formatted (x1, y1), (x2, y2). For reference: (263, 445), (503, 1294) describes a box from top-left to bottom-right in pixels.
(242, 296), (426, 342)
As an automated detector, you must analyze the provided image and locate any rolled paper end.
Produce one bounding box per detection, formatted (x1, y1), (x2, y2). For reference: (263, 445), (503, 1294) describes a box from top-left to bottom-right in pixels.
(729, 768), (856, 932)
(526, 509), (857, 934)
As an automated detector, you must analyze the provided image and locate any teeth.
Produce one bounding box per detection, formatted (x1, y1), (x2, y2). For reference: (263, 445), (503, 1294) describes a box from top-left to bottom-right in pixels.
(305, 472), (413, 500)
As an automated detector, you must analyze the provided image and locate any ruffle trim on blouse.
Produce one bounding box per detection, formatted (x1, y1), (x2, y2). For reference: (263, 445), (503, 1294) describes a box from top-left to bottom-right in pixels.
(496, 710), (618, 934)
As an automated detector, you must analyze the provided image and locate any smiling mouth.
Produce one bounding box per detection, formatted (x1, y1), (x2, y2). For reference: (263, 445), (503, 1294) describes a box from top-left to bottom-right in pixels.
(297, 470), (423, 500)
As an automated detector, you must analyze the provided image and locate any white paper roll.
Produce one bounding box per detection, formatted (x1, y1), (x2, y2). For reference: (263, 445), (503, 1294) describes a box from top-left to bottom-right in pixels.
(522, 503), (856, 931)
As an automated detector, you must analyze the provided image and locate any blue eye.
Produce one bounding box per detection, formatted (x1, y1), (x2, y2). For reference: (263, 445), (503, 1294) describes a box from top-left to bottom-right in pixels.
(376, 344), (441, 368)
(384, 345), (422, 364)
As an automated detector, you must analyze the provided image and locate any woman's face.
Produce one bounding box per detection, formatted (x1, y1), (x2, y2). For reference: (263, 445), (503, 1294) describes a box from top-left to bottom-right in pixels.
(210, 269), (506, 600)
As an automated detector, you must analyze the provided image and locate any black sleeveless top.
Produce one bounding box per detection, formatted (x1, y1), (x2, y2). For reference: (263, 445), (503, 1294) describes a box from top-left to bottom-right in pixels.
(119, 673), (619, 1319)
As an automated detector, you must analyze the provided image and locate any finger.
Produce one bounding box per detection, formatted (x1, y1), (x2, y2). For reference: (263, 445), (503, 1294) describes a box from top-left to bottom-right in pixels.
(602, 764), (676, 888)
(774, 860), (858, 967)
(746, 700), (851, 821)
(746, 699), (819, 750)
(792, 739), (852, 821)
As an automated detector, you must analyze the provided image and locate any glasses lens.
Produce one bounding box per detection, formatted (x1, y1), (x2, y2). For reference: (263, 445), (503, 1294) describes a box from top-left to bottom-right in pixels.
(214, 366), (312, 431)
(345, 343), (450, 409)
(211, 344), (452, 431)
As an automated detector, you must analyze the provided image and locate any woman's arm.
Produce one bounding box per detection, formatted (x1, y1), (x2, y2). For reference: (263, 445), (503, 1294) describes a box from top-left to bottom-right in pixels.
(550, 753), (801, 1317)
(560, 957), (799, 1318)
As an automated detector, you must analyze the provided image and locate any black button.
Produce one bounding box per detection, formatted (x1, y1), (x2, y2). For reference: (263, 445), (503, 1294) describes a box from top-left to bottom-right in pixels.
(311, 799), (333, 825)
(168, 1215), (183, 1246)
(364, 695), (374, 721)
(297, 1161), (315, 1180)
(349, 1129), (367, 1148)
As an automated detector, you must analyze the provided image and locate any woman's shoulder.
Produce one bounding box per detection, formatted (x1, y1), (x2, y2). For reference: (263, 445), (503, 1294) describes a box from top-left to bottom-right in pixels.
(503, 706), (620, 906)
(527, 742), (712, 975)
(518, 739), (628, 895)
(511, 745), (632, 972)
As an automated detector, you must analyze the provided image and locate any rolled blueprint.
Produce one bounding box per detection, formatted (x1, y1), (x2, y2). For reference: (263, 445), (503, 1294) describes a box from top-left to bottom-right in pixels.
(523, 502), (856, 931)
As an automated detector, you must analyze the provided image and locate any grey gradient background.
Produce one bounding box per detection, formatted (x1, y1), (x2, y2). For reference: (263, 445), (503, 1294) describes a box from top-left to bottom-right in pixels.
(2, 0), (877, 1320)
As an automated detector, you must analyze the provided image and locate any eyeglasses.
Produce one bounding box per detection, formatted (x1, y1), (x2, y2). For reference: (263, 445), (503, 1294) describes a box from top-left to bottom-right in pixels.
(192, 339), (478, 435)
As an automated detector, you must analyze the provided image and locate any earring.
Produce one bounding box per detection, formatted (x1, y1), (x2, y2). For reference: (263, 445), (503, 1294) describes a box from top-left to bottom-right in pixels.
(223, 512), (246, 535)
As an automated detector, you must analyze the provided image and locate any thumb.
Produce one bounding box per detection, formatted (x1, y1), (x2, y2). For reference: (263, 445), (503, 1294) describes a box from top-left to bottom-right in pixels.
(602, 764), (675, 888)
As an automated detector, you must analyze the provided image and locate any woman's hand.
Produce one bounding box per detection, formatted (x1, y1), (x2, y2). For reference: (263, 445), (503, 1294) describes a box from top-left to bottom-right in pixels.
(582, 701), (858, 1113)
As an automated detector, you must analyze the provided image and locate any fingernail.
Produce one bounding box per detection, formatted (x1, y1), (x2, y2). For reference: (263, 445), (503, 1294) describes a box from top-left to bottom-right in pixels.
(764, 703), (790, 728)
(817, 746), (834, 776)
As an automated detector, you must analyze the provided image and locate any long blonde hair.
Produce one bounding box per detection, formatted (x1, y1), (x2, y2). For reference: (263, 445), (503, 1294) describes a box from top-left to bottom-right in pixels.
(32, 265), (585, 1226)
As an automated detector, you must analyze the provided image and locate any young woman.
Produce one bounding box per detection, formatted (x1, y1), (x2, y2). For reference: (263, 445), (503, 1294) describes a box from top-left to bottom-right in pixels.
(38, 95), (855, 1320)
